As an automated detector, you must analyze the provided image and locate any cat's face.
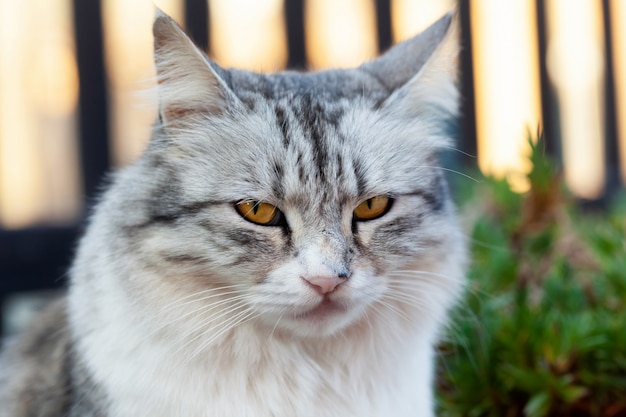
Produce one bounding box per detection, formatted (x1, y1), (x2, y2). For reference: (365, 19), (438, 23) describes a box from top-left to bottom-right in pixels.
(109, 12), (465, 340)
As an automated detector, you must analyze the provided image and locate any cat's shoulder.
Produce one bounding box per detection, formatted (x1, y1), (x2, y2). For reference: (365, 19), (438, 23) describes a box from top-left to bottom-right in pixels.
(0, 297), (72, 417)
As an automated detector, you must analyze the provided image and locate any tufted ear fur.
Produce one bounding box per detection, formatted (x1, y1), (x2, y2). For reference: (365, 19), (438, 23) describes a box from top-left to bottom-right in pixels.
(152, 10), (239, 126)
(361, 10), (460, 119)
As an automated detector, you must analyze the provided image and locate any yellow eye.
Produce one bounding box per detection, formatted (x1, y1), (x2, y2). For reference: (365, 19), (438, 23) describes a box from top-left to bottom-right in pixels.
(353, 196), (392, 221)
(236, 201), (282, 226)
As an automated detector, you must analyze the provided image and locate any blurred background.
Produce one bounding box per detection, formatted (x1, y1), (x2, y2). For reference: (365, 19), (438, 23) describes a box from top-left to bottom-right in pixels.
(0, 0), (625, 332)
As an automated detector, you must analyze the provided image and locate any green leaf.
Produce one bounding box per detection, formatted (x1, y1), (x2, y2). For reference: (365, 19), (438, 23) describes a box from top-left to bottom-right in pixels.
(436, 133), (626, 416)
(524, 392), (551, 417)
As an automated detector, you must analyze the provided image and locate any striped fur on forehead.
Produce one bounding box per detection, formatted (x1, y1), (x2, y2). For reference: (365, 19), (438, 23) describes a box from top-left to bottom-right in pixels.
(146, 89), (451, 220)
(274, 94), (346, 190)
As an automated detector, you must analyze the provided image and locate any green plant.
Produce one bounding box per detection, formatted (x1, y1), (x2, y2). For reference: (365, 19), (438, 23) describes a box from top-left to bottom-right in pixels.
(437, 136), (626, 417)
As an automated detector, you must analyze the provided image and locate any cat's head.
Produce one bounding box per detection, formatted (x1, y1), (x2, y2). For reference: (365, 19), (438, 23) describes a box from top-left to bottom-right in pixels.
(98, 10), (465, 340)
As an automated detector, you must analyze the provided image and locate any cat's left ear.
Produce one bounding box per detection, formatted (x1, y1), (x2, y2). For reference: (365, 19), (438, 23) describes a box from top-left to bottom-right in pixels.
(152, 10), (240, 126)
(361, 10), (459, 119)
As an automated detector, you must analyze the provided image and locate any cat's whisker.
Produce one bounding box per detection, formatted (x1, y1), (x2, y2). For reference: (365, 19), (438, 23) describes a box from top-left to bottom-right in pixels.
(384, 286), (434, 300)
(382, 291), (432, 308)
(267, 312), (285, 343)
(401, 281), (459, 289)
(387, 270), (451, 280)
(171, 302), (252, 362)
(386, 279), (456, 289)
(414, 165), (482, 183)
(366, 304), (403, 335)
(373, 299), (414, 324)
(146, 293), (255, 341)
(362, 307), (374, 331)
(382, 294), (439, 317)
(439, 144), (477, 159)
(134, 295), (256, 355)
(183, 309), (260, 366)
(193, 311), (261, 362)
(388, 276), (491, 299)
(387, 272), (465, 287)
(387, 279), (454, 289)
(158, 284), (250, 311)
(386, 281), (462, 296)
(158, 288), (250, 317)
(181, 308), (252, 358)
(437, 307), (485, 375)
(467, 236), (509, 253)
(383, 283), (452, 314)
(182, 297), (255, 333)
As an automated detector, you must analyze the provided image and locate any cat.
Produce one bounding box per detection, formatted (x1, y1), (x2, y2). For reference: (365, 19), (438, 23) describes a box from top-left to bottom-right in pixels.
(0, 9), (466, 417)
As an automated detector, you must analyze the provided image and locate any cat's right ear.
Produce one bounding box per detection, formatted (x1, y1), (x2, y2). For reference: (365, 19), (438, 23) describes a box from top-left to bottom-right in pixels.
(152, 10), (239, 126)
(360, 10), (459, 122)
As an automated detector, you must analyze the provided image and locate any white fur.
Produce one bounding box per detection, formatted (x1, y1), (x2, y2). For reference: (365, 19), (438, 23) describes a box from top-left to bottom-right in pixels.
(70, 248), (462, 416)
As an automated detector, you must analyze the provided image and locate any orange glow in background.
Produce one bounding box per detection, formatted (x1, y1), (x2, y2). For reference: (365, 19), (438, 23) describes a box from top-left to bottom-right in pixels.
(0, 0), (80, 229)
(210, 0), (288, 72)
(546, 0), (606, 199)
(391, 0), (455, 41)
(102, 0), (184, 167)
(610, 0), (626, 183)
(470, 0), (542, 192)
(305, 0), (378, 69)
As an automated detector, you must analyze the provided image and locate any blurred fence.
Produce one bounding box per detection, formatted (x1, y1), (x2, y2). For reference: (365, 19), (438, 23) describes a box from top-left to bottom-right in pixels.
(0, 0), (624, 321)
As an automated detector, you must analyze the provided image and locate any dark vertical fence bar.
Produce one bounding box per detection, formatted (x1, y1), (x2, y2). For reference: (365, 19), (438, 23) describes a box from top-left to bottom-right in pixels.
(285, 0), (306, 69)
(0, 228), (78, 293)
(601, 0), (622, 195)
(72, 0), (110, 205)
(458, 1), (477, 162)
(185, 0), (209, 51)
(535, 0), (562, 160)
(375, 0), (393, 52)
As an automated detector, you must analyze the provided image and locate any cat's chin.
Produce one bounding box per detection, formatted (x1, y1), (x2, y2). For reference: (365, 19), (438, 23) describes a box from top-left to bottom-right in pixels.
(262, 299), (364, 338)
(295, 298), (345, 320)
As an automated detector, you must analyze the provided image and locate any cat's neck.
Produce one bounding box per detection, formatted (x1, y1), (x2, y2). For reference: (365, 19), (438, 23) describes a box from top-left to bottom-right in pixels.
(73, 300), (435, 417)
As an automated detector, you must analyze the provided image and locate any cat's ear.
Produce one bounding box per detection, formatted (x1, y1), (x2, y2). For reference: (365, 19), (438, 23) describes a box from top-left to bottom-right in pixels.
(152, 10), (238, 126)
(361, 10), (459, 119)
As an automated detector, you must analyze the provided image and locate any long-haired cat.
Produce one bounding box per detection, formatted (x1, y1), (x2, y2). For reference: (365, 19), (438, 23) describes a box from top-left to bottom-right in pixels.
(0, 10), (465, 417)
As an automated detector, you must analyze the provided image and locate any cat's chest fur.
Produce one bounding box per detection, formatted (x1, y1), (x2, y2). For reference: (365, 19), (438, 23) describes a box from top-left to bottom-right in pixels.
(78, 293), (434, 417)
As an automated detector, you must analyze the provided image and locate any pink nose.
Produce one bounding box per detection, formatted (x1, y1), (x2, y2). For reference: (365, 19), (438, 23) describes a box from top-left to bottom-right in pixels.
(302, 275), (346, 295)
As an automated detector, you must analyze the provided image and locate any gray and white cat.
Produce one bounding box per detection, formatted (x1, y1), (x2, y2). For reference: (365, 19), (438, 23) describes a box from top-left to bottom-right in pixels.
(0, 10), (466, 417)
